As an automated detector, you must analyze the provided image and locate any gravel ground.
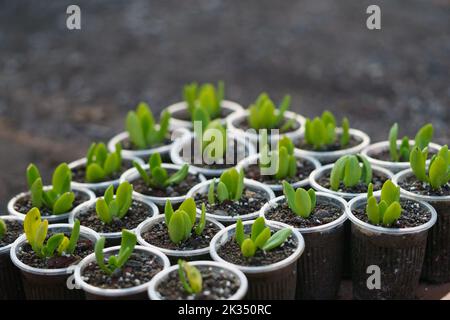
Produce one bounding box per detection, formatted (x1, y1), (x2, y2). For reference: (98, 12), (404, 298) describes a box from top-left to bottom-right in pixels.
(0, 0), (449, 210)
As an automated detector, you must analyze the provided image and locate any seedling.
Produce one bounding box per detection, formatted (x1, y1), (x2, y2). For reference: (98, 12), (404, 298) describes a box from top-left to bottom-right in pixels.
(85, 142), (123, 183)
(235, 217), (292, 258)
(248, 93), (292, 130)
(365, 180), (402, 226)
(282, 181), (316, 218)
(178, 259), (202, 294)
(200, 120), (227, 161)
(0, 219), (6, 240)
(260, 136), (297, 180)
(133, 153), (189, 189)
(24, 208), (81, 258)
(183, 81), (224, 120)
(95, 182), (133, 224)
(329, 154), (372, 191)
(304, 111), (350, 150)
(208, 168), (244, 204)
(95, 229), (137, 275)
(27, 163), (75, 215)
(388, 123), (433, 162)
(410, 145), (450, 190)
(164, 198), (206, 244)
(125, 102), (170, 149)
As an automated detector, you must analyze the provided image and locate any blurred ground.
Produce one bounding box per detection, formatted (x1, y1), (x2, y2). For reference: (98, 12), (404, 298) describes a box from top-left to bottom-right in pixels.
(0, 0), (449, 208)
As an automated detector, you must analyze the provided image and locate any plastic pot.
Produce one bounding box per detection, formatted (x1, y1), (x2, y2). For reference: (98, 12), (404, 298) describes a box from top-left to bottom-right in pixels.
(136, 214), (225, 264)
(296, 128), (371, 164)
(148, 261), (248, 300)
(187, 178), (275, 226)
(393, 169), (450, 283)
(10, 223), (100, 300)
(8, 186), (95, 224)
(69, 155), (145, 195)
(260, 192), (347, 299)
(347, 194), (437, 299)
(362, 140), (442, 173)
(120, 163), (207, 206)
(164, 100), (243, 130)
(210, 220), (304, 300)
(170, 132), (256, 177)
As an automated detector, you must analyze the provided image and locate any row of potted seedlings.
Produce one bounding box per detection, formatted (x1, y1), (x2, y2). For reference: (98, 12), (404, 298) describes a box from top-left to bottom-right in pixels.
(1, 81), (448, 300)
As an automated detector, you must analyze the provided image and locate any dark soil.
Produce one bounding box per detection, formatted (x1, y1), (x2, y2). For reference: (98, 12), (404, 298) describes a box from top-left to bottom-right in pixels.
(233, 114), (300, 133)
(352, 198), (432, 228)
(82, 251), (164, 289)
(217, 235), (297, 266)
(13, 190), (89, 216)
(265, 200), (344, 228)
(194, 188), (267, 217)
(77, 200), (152, 233)
(142, 219), (221, 251)
(399, 176), (450, 197)
(71, 160), (134, 183)
(296, 134), (361, 152)
(121, 136), (172, 151)
(132, 171), (201, 197)
(0, 219), (23, 247)
(156, 265), (241, 300)
(172, 105), (233, 122)
(245, 158), (315, 185)
(317, 170), (389, 194)
(370, 148), (437, 163)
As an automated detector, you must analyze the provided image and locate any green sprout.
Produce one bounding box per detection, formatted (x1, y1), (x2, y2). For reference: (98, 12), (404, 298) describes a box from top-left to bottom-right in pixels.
(183, 81), (224, 120)
(248, 93), (292, 130)
(95, 229), (137, 275)
(260, 136), (297, 180)
(208, 168), (244, 204)
(27, 163), (75, 215)
(24, 208), (81, 258)
(95, 182), (133, 224)
(133, 153), (189, 189)
(164, 198), (206, 244)
(199, 119), (227, 161)
(178, 259), (202, 294)
(0, 219), (6, 240)
(304, 111), (350, 150)
(235, 217), (292, 258)
(282, 181), (316, 218)
(410, 145), (450, 190)
(388, 123), (433, 162)
(85, 142), (123, 183)
(365, 180), (402, 226)
(125, 102), (171, 149)
(329, 154), (372, 191)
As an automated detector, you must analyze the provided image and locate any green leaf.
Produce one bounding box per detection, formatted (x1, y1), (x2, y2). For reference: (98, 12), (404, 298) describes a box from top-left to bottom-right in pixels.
(382, 202), (402, 226)
(330, 155), (348, 191)
(183, 261), (203, 294)
(32, 220), (48, 255)
(115, 230), (137, 269)
(275, 147), (289, 180)
(27, 163), (41, 190)
(366, 196), (380, 225)
(308, 188), (316, 211)
(104, 185), (114, 205)
(96, 198), (112, 224)
(152, 167), (168, 187)
(251, 217), (266, 242)
(43, 233), (64, 257)
(414, 123), (433, 151)
(56, 236), (70, 256)
(178, 260), (193, 294)
(283, 181), (298, 213)
(254, 227), (271, 249)
(262, 228), (292, 251)
(241, 238), (256, 258)
(410, 147), (428, 182)
(66, 219), (80, 254)
(116, 181), (133, 218)
(343, 156), (362, 187)
(95, 237), (111, 274)
(234, 169), (245, 201)
(103, 153), (119, 177)
(0, 219), (6, 240)
(52, 192), (75, 215)
(399, 137), (410, 161)
(340, 117), (350, 147)
(194, 203), (206, 236)
(208, 179), (216, 205)
(235, 219), (245, 246)
(52, 163), (71, 194)
(164, 200), (174, 225)
(183, 82), (198, 115)
(24, 208), (42, 244)
(94, 143), (108, 167)
(311, 117), (326, 149)
(367, 183), (374, 199)
(178, 198), (197, 226)
(357, 154), (372, 185)
(378, 200), (388, 219)
(86, 163), (106, 183)
(294, 188), (311, 218)
(380, 180), (400, 206)
(30, 178), (43, 208)
(429, 156), (448, 189)
(156, 110), (171, 144)
(193, 106), (211, 131)
(126, 111), (146, 149)
(86, 143), (96, 166)
(304, 119), (313, 145)
(168, 211), (189, 244)
(108, 199), (119, 217)
(275, 95), (291, 126)
(389, 123), (399, 162)
(217, 181), (229, 203)
(133, 161), (150, 185)
(42, 189), (57, 209)
(165, 164), (189, 186)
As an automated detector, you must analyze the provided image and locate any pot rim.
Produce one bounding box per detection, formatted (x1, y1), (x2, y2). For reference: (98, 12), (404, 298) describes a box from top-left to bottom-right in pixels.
(8, 186), (96, 223)
(147, 260), (248, 300)
(209, 219), (305, 274)
(309, 163), (394, 200)
(186, 178), (276, 223)
(74, 245), (170, 297)
(0, 215), (24, 255)
(260, 192), (348, 234)
(347, 193), (437, 235)
(10, 223), (100, 276)
(135, 215), (225, 258)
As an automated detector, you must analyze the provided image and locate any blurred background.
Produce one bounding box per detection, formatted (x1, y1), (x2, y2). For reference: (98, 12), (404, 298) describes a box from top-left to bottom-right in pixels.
(0, 0), (449, 210)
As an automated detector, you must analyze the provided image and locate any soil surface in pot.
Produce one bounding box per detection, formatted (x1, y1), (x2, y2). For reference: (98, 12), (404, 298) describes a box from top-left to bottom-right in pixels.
(17, 234), (94, 269)
(217, 235), (297, 266)
(399, 176), (450, 197)
(132, 171), (201, 197)
(156, 265), (241, 300)
(194, 188), (267, 217)
(352, 198), (432, 228)
(244, 159), (315, 185)
(72, 160), (134, 183)
(14, 190), (89, 216)
(369, 148), (436, 162)
(142, 220), (221, 251)
(121, 136), (172, 151)
(82, 251), (164, 289)
(265, 200), (343, 228)
(0, 219), (23, 247)
(317, 170), (389, 194)
(77, 200), (152, 233)
(296, 134), (361, 152)
(233, 115), (300, 134)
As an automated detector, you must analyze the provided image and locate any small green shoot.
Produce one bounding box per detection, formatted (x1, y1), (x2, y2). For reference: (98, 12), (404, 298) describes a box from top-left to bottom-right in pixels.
(0, 219), (6, 240)
(260, 136), (297, 180)
(388, 123), (434, 162)
(86, 142), (123, 183)
(282, 181), (316, 218)
(178, 259), (202, 294)
(365, 180), (402, 226)
(248, 93), (292, 130)
(183, 81), (224, 120)
(329, 154), (372, 191)
(208, 168), (244, 204)
(165, 199), (206, 244)
(304, 111), (350, 150)
(95, 182), (133, 224)
(410, 145), (450, 190)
